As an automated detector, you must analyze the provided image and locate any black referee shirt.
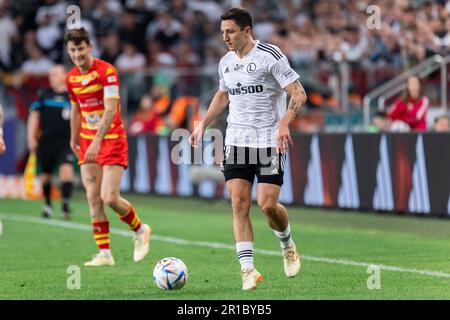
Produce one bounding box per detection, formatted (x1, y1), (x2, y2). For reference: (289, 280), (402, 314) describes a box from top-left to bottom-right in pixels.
(30, 88), (71, 143)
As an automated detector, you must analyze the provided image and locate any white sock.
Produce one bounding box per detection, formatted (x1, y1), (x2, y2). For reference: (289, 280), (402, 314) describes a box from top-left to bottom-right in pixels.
(100, 249), (112, 257)
(272, 224), (295, 249)
(135, 224), (145, 234)
(236, 242), (254, 271)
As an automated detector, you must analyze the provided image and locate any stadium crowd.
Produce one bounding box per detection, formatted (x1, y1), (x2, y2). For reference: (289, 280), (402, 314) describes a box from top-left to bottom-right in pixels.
(0, 0), (449, 135)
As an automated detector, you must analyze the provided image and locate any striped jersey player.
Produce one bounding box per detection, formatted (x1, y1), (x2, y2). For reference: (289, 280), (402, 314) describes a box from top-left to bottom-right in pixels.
(65, 28), (151, 267)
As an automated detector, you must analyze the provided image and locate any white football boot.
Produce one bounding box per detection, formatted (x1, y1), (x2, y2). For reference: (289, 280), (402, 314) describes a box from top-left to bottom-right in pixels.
(241, 268), (263, 290)
(282, 244), (301, 277)
(133, 224), (152, 262)
(84, 251), (115, 267)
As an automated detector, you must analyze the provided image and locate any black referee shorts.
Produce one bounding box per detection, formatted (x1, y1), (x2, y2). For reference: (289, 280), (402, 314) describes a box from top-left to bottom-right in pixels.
(37, 140), (74, 174)
(220, 146), (286, 186)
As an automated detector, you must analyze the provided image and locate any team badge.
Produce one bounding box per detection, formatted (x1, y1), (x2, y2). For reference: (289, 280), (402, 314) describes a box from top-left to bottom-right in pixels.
(246, 62), (256, 73)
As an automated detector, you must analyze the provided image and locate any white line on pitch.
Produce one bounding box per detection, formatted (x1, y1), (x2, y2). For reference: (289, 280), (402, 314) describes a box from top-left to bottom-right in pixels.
(1, 212), (450, 279)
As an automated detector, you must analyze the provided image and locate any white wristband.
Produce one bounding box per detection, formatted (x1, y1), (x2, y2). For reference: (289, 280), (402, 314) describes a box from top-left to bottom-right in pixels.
(0, 127), (3, 136)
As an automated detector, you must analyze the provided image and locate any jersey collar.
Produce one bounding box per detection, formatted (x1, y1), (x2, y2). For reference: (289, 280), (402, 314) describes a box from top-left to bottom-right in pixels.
(234, 40), (259, 60)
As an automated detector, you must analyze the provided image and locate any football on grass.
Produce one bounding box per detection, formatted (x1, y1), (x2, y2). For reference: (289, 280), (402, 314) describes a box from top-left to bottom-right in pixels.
(153, 257), (189, 290)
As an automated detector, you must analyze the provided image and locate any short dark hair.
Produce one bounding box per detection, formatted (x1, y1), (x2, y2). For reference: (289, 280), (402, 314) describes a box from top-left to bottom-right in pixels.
(220, 7), (253, 30)
(374, 111), (388, 118)
(64, 28), (91, 46)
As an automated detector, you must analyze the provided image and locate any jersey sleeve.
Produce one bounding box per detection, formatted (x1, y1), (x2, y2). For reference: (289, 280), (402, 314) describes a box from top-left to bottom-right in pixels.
(269, 56), (300, 89)
(101, 65), (120, 100)
(218, 63), (228, 92)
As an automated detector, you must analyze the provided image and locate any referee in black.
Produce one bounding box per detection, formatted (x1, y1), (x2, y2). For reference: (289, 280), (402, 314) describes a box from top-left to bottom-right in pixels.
(27, 65), (75, 219)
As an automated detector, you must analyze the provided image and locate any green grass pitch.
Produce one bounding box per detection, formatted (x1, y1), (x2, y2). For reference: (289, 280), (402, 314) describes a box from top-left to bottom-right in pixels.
(0, 193), (449, 299)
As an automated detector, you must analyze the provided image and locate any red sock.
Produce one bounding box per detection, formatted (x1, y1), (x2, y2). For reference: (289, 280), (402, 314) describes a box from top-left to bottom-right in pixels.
(92, 220), (110, 250)
(119, 206), (142, 232)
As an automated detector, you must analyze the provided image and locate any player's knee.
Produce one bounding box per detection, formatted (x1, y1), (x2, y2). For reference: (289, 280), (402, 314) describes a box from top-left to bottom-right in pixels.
(231, 196), (251, 214)
(258, 199), (277, 215)
(102, 192), (119, 208)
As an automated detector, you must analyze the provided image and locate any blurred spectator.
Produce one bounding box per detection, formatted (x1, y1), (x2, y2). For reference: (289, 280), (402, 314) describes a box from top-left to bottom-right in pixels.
(146, 9), (182, 50)
(179, 10), (208, 62)
(118, 10), (146, 53)
(151, 51), (177, 91)
(99, 32), (121, 64)
(253, 11), (275, 42)
(434, 114), (450, 132)
(0, 3), (19, 71)
(116, 42), (147, 115)
(115, 42), (146, 72)
(166, 96), (201, 132)
(21, 45), (54, 77)
(172, 40), (200, 96)
(369, 111), (392, 133)
(125, 0), (162, 11)
(124, 0), (155, 53)
(337, 25), (368, 63)
(128, 85), (170, 136)
(187, 0), (222, 20)
(128, 94), (158, 136)
(35, 11), (62, 62)
(91, 0), (122, 37)
(170, 0), (189, 22)
(35, 0), (66, 26)
(387, 75), (429, 131)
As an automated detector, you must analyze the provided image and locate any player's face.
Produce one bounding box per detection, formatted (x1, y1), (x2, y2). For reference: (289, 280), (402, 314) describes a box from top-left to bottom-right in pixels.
(221, 20), (250, 52)
(66, 41), (92, 70)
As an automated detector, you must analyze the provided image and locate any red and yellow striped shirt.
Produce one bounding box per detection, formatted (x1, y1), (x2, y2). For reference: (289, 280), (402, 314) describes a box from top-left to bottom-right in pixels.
(66, 58), (126, 140)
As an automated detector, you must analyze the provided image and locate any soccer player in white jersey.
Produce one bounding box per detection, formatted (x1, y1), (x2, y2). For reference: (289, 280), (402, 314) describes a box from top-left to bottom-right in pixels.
(189, 7), (307, 290)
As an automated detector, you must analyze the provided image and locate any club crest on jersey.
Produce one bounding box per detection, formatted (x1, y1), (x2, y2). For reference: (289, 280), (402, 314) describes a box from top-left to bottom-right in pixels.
(246, 62), (256, 73)
(234, 64), (244, 71)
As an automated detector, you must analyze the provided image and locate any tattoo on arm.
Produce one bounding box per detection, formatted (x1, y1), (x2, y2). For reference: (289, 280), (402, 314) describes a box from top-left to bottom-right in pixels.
(288, 97), (302, 114)
(288, 83), (307, 115)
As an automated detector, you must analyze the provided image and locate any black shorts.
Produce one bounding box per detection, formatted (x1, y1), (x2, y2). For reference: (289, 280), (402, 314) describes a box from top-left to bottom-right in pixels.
(220, 146), (286, 186)
(37, 140), (74, 174)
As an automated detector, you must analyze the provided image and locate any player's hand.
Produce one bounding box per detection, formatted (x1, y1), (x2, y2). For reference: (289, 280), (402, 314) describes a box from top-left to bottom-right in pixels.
(0, 136), (5, 155)
(70, 141), (80, 158)
(277, 122), (293, 153)
(189, 121), (205, 149)
(84, 140), (101, 163)
(28, 138), (38, 153)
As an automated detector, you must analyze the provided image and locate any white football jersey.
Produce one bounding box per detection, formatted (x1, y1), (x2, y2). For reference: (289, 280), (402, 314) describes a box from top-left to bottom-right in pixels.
(218, 40), (299, 148)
